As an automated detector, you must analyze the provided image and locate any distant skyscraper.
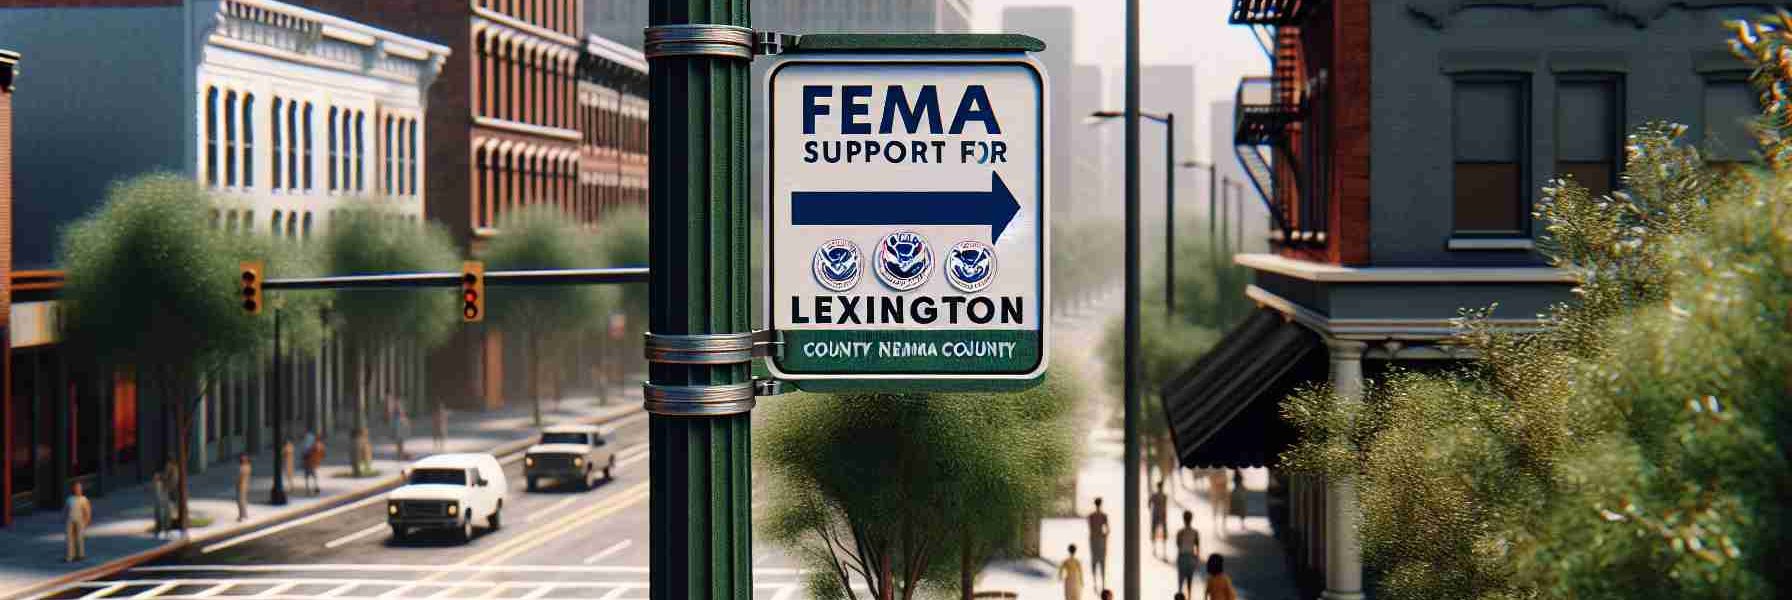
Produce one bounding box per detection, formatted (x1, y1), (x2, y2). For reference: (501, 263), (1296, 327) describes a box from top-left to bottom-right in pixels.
(1002, 6), (1072, 222)
(1070, 64), (1110, 217)
(1114, 65), (1197, 244)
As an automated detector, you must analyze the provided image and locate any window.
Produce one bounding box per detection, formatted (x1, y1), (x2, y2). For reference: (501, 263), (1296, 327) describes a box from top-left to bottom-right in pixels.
(1452, 74), (1528, 236)
(206, 87), (219, 186)
(407, 119), (419, 196)
(328, 107), (339, 190)
(302, 212), (314, 240)
(225, 91), (239, 187)
(408, 468), (467, 486)
(384, 116), (394, 194)
(303, 103), (315, 190)
(287, 101), (299, 191)
(272, 98), (284, 189)
(356, 112), (367, 192)
(1703, 74), (1760, 164)
(1556, 75), (1622, 199)
(272, 211), (284, 237)
(244, 94), (256, 188)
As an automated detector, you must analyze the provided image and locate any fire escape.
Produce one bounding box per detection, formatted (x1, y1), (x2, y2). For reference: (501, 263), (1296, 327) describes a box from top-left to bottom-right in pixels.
(1232, 0), (1324, 246)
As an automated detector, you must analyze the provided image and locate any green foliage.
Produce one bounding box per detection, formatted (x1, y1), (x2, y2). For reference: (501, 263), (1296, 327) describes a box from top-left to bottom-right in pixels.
(595, 206), (649, 326)
(1051, 216), (1122, 309)
(233, 232), (331, 360)
(1278, 30), (1792, 596)
(59, 174), (263, 387)
(761, 359), (1084, 600)
(1101, 305), (1220, 441)
(318, 203), (461, 353)
(480, 205), (613, 332)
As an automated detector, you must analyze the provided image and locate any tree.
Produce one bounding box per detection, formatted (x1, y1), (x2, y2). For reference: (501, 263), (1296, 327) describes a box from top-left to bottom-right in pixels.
(761, 362), (1082, 600)
(479, 205), (610, 425)
(1278, 17), (1792, 597)
(318, 204), (459, 475)
(58, 174), (265, 533)
(592, 207), (648, 401)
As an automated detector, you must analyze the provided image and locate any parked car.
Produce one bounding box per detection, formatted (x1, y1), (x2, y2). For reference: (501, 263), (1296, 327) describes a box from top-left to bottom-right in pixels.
(524, 424), (615, 491)
(387, 453), (507, 542)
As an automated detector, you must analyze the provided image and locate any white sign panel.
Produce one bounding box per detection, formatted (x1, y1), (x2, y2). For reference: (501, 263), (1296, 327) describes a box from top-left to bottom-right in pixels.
(764, 52), (1048, 383)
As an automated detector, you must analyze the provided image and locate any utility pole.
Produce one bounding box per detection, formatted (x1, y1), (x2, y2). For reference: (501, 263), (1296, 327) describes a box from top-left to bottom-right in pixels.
(269, 307), (287, 505)
(643, 2), (755, 598)
(1123, 0), (1142, 597)
(1164, 112), (1174, 316)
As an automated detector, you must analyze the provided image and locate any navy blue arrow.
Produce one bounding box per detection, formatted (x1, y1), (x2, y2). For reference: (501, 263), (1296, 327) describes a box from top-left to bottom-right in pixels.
(791, 172), (1023, 241)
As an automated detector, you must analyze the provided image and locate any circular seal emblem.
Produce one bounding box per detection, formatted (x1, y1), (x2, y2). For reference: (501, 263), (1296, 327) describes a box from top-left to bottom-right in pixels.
(875, 231), (934, 291)
(945, 240), (998, 293)
(811, 239), (863, 292)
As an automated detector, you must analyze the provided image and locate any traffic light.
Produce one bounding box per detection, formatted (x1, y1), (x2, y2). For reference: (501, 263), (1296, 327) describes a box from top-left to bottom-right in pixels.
(461, 261), (484, 322)
(240, 261), (264, 315)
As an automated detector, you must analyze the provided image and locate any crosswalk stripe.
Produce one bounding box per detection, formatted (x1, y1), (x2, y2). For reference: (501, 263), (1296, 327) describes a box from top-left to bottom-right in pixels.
(250, 582), (297, 599)
(77, 583), (127, 599)
(189, 582), (233, 598)
(322, 523), (388, 549)
(581, 539), (633, 565)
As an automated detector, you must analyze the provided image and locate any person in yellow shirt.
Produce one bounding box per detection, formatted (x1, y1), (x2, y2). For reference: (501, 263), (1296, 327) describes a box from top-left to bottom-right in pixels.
(1204, 554), (1237, 600)
(1057, 543), (1085, 600)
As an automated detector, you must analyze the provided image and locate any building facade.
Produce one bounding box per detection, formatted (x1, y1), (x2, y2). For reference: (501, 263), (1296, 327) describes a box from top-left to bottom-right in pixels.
(1165, 1), (1780, 598)
(0, 49), (16, 526)
(0, 0), (446, 524)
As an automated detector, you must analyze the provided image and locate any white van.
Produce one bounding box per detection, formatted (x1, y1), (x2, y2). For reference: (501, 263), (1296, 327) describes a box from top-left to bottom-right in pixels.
(387, 453), (508, 542)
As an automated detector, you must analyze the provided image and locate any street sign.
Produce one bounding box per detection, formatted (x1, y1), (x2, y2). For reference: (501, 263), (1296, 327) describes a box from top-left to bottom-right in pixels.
(764, 36), (1049, 388)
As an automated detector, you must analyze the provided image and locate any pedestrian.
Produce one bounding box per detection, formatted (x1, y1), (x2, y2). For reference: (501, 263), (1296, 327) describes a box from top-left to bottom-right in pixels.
(149, 469), (168, 539)
(235, 453), (252, 522)
(1227, 469), (1248, 531)
(1203, 554), (1237, 600)
(1175, 510), (1201, 599)
(1206, 469), (1227, 529)
(1056, 544), (1084, 600)
(64, 482), (92, 562)
(281, 437), (295, 490)
(299, 428), (317, 460)
(432, 404), (448, 453)
(394, 407), (412, 461)
(1149, 479), (1169, 559)
(302, 437), (324, 495)
(1086, 497), (1109, 596)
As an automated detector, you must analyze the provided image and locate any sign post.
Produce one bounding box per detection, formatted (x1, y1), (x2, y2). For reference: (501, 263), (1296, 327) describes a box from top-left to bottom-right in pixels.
(763, 35), (1049, 389)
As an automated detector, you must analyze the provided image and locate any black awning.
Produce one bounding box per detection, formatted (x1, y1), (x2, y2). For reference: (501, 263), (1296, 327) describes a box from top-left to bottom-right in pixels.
(1161, 309), (1324, 469)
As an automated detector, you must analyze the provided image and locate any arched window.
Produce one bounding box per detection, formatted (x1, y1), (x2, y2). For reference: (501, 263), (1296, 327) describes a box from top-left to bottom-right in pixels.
(271, 98), (284, 189)
(383, 115), (394, 194)
(407, 119), (419, 196)
(328, 106), (339, 190)
(206, 87), (219, 186)
(301, 212), (314, 240)
(225, 90), (239, 187)
(287, 100), (299, 191)
(243, 93), (256, 188)
(302, 103), (315, 190)
(271, 211), (284, 237)
(355, 112), (367, 192)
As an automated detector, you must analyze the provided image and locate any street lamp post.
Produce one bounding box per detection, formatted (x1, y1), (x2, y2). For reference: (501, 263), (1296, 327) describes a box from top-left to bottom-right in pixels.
(1089, 110), (1177, 315)
(1122, 1), (1142, 597)
(269, 307), (287, 505)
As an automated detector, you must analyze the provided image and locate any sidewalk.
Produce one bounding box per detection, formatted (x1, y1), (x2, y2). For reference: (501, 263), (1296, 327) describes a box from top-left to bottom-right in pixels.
(978, 429), (1299, 600)
(978, 290), (1300, 600)
(0, 390), (643, 598)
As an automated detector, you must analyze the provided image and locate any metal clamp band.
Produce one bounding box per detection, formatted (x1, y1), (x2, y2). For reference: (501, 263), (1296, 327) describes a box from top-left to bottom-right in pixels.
(642, 382), (756, 416)
(644, 24), (754, 60)
(644, 332), (755, 364)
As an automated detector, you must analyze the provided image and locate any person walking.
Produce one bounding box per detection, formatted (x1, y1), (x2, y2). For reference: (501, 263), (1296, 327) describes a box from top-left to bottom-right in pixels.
(299, 428), (317, 461)
(1086, 497), (1109, 595)
(235, 453), (252, 522)
(1149, 479), (1169, 559)
(1203, 554), (1237, 600)
(1227, 469), (1249, 531)
(64, 482), (92, 562)
(432, 404), (448, 453)
(1056, 544), (1085, 600)
(281, 437), (296, 491)
(394, 407), (412, 461)
(149, 469), (168, 540)
(1206, 470), (1228, 529)
(302, 436), (324, 495)
(1175, 510), (1201, 599)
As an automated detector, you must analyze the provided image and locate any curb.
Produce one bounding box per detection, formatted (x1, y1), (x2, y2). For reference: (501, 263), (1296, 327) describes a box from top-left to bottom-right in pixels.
(5, 404), (646, 600)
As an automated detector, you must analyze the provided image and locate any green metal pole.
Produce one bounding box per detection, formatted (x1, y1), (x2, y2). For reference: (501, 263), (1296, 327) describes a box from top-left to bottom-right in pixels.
(645, 2), (754, 599)
(1123, 0), (1142, 597)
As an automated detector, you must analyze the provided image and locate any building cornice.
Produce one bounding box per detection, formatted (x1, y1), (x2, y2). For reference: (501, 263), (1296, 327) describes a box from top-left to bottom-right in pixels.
(1247, 284), (1547, 343)
(585, 33), (648, 75)
(472, 7), (580, 48)
(1235, 253), (1578, 283)
(473, 116), (582, 142)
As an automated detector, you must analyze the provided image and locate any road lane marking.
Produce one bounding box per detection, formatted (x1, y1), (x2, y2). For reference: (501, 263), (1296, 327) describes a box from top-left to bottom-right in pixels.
(596, 587), (630, 600)
(315, 582), (357, 598)
(322, 522), (389, 549)
(250, 582), (297, 598)
(76, 583), (125, 599)
(201, 493), (387, 554)
(517, 584), (558, 600)
(473, 485), (651, 567)
(524, 496), (581, 523)
(137, 582), (177, 598)
(581, 539), (633, 565)
(374, 583), (419, 599)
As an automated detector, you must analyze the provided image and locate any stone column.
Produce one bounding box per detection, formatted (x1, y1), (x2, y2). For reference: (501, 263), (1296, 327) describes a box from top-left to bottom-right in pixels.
(1324, 339), (1367, 600)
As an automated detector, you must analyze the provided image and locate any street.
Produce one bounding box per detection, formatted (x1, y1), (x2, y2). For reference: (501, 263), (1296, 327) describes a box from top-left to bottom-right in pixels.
(24, 411), (808, 600)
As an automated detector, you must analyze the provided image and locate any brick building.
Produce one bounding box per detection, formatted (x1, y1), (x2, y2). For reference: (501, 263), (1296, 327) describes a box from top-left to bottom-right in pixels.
(0, 48), (16, 526)
(1164, 1), (1780, 598)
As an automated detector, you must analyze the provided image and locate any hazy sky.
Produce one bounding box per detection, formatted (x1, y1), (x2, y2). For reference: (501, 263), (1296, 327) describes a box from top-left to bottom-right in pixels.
(972, 0), (1268, 163)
